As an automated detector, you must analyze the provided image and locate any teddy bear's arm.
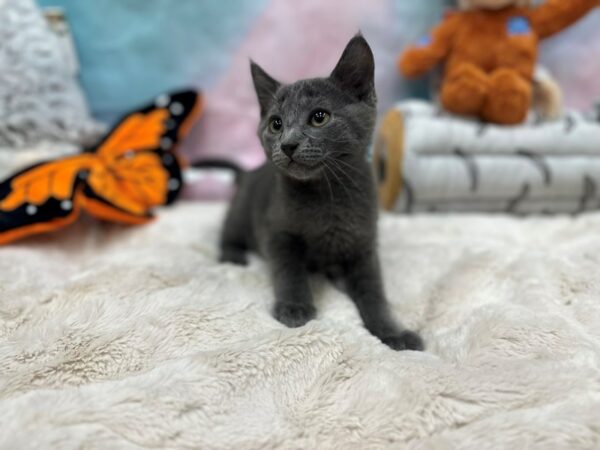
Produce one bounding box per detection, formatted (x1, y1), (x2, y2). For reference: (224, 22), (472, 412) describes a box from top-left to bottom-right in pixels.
(399, 14), (460, 79)
(529, 0), (598, 39)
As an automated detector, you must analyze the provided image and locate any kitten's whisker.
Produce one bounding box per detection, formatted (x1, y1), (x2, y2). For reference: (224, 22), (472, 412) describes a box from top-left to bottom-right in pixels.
(322, 166), (335, 210)
(328, 157), (367, 176)
(326, 137), (354, 143)
(325, 158), (362, 192)
(323, 160), (356, 201)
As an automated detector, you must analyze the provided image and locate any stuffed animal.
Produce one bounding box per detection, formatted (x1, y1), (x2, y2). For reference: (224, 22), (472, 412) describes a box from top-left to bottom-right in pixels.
(532, 65), (562, 121)
(0, 90), (203, 245)
(399, 0), (599, 125)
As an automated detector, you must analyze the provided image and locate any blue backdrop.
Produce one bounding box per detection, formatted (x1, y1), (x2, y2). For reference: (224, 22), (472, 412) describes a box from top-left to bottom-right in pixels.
(37, 0), (447, 123)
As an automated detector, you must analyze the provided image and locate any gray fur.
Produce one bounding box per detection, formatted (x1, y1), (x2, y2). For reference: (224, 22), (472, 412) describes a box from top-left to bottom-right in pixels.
(220, 35), (423, 351)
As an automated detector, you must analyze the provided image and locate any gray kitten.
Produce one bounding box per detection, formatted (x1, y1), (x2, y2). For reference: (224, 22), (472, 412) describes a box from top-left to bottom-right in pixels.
(220, 35), (423, 351)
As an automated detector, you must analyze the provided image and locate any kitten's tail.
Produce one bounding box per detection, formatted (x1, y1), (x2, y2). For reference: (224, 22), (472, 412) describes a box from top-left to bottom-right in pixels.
(190, 159), (244, 184)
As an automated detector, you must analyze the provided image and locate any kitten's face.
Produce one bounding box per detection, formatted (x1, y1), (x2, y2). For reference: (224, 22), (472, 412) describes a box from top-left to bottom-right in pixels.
(251, 35), (377, 181)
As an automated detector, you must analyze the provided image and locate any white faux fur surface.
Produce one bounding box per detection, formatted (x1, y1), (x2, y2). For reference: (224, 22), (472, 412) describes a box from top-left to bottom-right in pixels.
(1, 202), (600, 449)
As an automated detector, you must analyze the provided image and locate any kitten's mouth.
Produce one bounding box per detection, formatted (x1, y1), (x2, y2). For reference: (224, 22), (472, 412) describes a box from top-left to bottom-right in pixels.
(280, 159), (323, 180)
(287, 160), (309, 169)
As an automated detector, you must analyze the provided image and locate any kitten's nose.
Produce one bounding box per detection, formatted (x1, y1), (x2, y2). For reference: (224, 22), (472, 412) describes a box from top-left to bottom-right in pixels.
(281, 143), (299, 159)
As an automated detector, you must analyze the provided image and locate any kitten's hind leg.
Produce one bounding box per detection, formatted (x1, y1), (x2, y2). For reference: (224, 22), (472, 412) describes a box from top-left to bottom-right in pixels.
(219, 203), (249, 266)
(343, 253), (424, 351)
(220, 243), (248, 266)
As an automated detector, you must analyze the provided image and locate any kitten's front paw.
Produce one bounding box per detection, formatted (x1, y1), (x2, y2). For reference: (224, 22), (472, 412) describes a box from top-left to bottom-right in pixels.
(274, 302), (316, 328)
(381, 330), (424, 352)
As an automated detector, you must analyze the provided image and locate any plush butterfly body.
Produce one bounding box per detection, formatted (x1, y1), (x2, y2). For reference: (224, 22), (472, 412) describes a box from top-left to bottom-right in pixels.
(0, 90), (202, 245)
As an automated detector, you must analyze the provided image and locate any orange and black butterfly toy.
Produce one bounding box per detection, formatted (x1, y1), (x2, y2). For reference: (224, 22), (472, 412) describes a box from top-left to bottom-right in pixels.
(0, 90), (203, 245)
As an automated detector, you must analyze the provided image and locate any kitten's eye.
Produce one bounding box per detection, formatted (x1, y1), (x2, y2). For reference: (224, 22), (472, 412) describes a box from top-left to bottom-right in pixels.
(269, 117), (283, 133)
(310, 110), (331, 128)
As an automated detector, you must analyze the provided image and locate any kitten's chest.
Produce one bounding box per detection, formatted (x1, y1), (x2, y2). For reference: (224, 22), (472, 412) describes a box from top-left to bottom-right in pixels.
(295, 201), (374, 262)
(269, 172), (377, 263)
(306, 224), (363, 265)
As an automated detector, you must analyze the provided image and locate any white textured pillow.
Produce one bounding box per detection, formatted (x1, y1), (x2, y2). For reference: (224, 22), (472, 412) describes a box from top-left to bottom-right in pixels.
(0, 0), (102, 148)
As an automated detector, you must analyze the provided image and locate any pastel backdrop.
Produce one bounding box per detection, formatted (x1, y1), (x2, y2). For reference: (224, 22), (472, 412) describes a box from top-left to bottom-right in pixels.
(37, 0), (600, 171)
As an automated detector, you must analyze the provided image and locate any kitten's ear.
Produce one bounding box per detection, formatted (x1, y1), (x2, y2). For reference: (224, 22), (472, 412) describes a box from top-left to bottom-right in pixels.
(250, 61), (281, 116)
(330, 34), (375, 103)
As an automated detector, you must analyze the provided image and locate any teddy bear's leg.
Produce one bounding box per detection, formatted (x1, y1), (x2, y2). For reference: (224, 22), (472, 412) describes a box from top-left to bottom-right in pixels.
(482, 69), (532, 125)
(440, 63), (490, 117)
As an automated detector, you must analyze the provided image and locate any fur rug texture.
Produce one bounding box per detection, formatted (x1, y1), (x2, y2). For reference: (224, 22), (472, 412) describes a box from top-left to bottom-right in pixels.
(1, 203), (599, 449)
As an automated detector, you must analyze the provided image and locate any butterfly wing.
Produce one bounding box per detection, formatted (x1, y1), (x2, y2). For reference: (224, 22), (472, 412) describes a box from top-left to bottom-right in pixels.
(0, 91), (203, 244)
(81, 152), (167, 225)
(0, 155), (96, 245)
(82, 90), (202, 221)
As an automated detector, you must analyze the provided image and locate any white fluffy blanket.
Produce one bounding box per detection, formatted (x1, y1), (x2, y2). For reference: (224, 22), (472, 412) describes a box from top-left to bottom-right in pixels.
(1, 203), (600, 449)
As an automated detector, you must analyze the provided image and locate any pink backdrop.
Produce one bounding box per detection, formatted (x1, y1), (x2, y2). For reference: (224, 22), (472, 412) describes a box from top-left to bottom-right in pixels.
(178, 1), (599, 198)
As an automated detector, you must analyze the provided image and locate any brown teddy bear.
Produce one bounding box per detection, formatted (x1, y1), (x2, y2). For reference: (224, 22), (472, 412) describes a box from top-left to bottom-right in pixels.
(399, 0), (599, 125)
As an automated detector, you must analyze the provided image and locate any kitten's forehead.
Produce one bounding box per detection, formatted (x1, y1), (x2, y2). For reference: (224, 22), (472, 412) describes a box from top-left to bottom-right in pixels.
(276, 78), (341, 111)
